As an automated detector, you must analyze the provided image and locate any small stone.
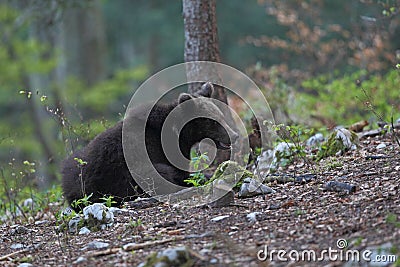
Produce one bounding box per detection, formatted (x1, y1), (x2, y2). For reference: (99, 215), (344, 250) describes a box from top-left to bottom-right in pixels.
(83, 241), (109, 250)
(306, 133), (325, 147)
(238, 178), (275, 198)
(10, 243), (24, 249)
(17, 263), (34, 267)
(294, 174), (316, 184)
(317, 128), (358, 160)
(210, 258), (218, 264)
(82, 203), (114, 230)
(324, 181), (356, 193)
(138, 246), (192, 266)
(68, 215), (82, 233)
(62, 206), (73, 216)
(23, 198), (34, 208)
(73, 256), (87, 264)
(10, 225), (29, 235)
(246, 212), (261, 223)
(79, 227), (91, 235)
(158, 246), (188, 262)
(211, 215), (230, 222)
(108, 207), (131, 215)
(34, 220), (49, 225)
(83, 203), (114, 223)
(376, 143), (386, 150)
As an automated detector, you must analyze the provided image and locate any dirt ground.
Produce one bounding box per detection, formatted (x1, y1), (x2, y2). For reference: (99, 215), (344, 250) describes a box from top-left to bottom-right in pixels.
(1, 134), (399, 266)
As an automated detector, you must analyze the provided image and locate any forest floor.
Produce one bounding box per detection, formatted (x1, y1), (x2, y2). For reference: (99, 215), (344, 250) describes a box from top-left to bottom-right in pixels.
(0, 133), (399, 267)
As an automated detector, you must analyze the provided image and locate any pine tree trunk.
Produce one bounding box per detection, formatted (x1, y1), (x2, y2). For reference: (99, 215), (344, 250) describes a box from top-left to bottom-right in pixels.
(62, 0), (107, 86)
(182, 0), (233, 164)
(182, 0), (227, 103)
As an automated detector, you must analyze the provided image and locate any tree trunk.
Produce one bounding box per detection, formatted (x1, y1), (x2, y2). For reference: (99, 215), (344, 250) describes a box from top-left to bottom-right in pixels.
(182, 0), (232, 164)
(182, 0), (226, 103)
(62, 0), (107, 86)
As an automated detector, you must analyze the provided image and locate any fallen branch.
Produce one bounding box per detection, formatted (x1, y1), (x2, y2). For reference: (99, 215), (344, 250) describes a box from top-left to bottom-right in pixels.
(85, 248), (120, 258)
(122, 232), (213, 251)
(0, 249), (29, 261)
(122, 237), (185, 251)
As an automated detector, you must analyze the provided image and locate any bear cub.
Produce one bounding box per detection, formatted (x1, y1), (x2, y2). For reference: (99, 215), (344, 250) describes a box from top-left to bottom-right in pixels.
(61, 82), (238, 206)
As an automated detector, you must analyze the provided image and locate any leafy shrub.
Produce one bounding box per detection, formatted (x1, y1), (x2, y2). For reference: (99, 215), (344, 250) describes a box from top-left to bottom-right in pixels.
(292, 70), (400, 127)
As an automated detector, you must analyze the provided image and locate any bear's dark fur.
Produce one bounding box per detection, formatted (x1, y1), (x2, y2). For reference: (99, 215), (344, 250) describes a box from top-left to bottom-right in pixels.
(61, 83), (238, 206)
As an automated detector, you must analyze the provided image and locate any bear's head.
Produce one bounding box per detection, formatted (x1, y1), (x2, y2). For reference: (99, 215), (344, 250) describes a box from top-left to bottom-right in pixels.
(176, 82), (239, 152)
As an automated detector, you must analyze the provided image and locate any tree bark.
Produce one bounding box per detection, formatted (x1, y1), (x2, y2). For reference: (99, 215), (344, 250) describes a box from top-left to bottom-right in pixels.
(182, 0), (227, 103)
(62, 0), (107, 86)
(183, 0), (233, 165)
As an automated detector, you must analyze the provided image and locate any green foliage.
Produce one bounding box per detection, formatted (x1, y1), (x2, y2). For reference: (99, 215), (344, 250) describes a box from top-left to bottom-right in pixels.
(184, 152), (209, 187)
(316, 129), (358, 161)
(128, 218), (143, 229)
(271, 124), (314, 167)
(65, 66), (149, 114)
(100, 195), (117, 208)
(386, 213), (400, 228)
(0, 179), (64, 222)
(294, 70), (400, 126)
(71, 193), (92, 210)
(73, 157), (87, 166)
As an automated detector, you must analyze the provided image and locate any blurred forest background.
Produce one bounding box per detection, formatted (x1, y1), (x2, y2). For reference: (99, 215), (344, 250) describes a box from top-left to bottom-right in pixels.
(0, 0), (399, 203)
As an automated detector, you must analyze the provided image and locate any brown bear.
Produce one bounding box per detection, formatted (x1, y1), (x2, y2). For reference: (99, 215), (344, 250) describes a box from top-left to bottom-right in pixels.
(61, 83), (238, 206)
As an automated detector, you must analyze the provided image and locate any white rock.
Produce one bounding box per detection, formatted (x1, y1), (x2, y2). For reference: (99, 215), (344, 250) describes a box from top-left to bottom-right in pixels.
(246, 212), (261, 223)
(275, 142), (295, 154)
(73, 256), (87, 264)
(11, 243), (24, 249)
(83, 203), (114, 224)
(210, 258), (218, 264)
(68, 215), (82, 233)
(255, 142), (296, 173)
(83, 241), (109, 250)
(306, 133), (325, 147)
(23, 198), (34, 208)
(336, 128), (354, 149)
(79, 227), (91, 235)
(238, 178), (275, 198)
(157, 246), (187, 262)
(108, 207), (131, 215)
(62, 207), (73, 216)
(211, 215), (230, 222)
(376, 143), (386, 150)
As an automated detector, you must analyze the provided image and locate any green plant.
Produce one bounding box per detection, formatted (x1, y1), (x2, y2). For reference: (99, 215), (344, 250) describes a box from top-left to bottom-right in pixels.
(270, 123), (316, 169)
(294, 70), (400, 127)
(353, 237), (363, 247)
(100, 195), (117, 207)
(386, 213), (400, 228)
(128, 218), (143, 228)
(71, 193), (93, 210)
(74, 157), (87, 166)
(294, 209), (305, 216)
(184, 152), (210, 187)
(324, 158), (343, 170)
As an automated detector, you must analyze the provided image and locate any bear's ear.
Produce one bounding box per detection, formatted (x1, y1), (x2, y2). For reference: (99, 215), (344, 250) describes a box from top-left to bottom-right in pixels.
(196, 82), (214, 98)
(178, 93), (194, 104)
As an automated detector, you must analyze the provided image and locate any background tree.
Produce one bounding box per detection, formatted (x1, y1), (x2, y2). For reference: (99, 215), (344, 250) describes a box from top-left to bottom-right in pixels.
(182, 0), (226, 101)
(182, 0), (235, 165)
